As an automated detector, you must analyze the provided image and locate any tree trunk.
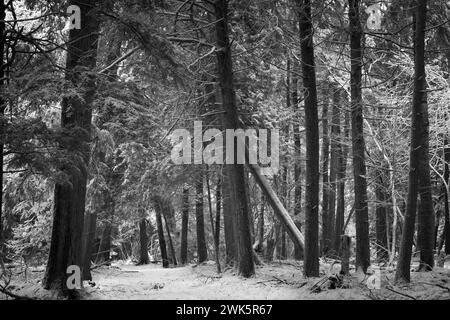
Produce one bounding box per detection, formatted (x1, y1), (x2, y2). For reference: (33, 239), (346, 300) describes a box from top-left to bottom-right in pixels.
(321, 87), (330, 255)
(138, 218), (149, 265)
(214, 0), (254, 277)
(163, 212), (177, 266)
(348, 0), (370, 273)
(195, 170), (208, 263)
(222, 169), (237, 265)
(328, 87), (340, 255)
(298, 0), (320, 277)
(82, 211), (96, 280)
(215, 175), (222, 258)
(444, 140), (450, 254)
(396, 0), (433, 282)
(43, 0), (100, 292)
(334, 98), (350, 253)
(155, 200), (169, 268)
(375, 181), (389, 263)
(180, 186), (189, 265)
(0, 0), (5, 258)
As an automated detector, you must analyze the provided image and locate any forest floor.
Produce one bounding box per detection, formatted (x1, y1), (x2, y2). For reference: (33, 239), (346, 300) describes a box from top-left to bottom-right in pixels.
(1, 259), (450, 300)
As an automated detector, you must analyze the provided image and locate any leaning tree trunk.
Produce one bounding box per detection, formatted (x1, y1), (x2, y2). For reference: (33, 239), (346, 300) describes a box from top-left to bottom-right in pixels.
(298, 0), (320, 277)
(396, 0), (433, 282)
(214, 0), (255, 277)
(348, 0), (370, 273)
(43, 0), (100, 292)
(180, 186), (189, 265)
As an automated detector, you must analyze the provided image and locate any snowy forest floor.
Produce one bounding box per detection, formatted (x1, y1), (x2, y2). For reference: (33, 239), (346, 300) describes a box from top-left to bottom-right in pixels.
(1, 260), (450, 300)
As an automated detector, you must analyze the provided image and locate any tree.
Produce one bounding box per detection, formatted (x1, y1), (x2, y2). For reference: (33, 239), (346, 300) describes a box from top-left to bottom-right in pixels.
(396, 0), (434, 283)
(214, 0), (255, 277)
(297, 0), (320, 277)
(180, 186), (189, 264)
(195, 170), (208, 264)
(43, 0), (100, 292)
(348, 0), (370, 273)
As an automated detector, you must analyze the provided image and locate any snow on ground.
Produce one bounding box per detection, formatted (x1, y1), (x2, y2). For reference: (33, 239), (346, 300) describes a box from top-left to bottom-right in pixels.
(2, 260), (450, 300)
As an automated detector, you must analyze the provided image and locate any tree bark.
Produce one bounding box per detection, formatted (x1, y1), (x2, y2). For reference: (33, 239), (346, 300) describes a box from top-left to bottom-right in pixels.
(163, 212), (177, 266)
(396, 0), (433, 282)
(0, 0), (5, 258)
(138, 217), (149, 265)
(214, 0), (254, 277)
(348, 0), (370, 273)
(298, 0), (320, 277)
(195, 170), (208, 264)
(43, 0), (100, 292)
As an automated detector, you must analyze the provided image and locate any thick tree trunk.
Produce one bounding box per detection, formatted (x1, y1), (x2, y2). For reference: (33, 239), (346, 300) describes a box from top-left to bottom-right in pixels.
(396, 0), (433, 282)
(321, 87), (330, 255)
(43, 0), (100, 292)
(348, 0), (370, 273)
(298, 0), (320, 277)
(222, 170), (237, 265)
(0, 0), (5, 259)
(214, 0), (254, 277)
(180, 187), (189, 264)
(138, 218), (150, 265)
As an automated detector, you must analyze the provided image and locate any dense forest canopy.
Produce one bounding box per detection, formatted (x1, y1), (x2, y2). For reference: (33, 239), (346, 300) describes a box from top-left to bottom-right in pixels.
(0, 0), (449, 300)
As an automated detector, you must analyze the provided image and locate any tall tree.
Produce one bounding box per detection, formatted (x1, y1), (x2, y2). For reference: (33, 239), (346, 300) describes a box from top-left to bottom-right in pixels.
(348, 0), (370, 273)
(43, 0), (100, 292)
(297, 0), (320, 277)
(0, 0), (5, 257)
(321, 87), (330, 255)
(396, 0), (434, 282)
(214, 0), (255, 277)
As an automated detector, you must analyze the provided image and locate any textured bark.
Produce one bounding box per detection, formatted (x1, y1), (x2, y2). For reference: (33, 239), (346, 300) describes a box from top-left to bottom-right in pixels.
(180, 187), (189, 264)
(348, 0), (370, 273)
(215, 176), (222, 258)
(298, 0), (320, 277)
(43, 0), (100, 292)
(222, 170), (236, 265)
(396, 0), (433, 282)
(215, 0), (254, 277)
(138, 218), (149, 265)
(0, 0), (5, 258)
